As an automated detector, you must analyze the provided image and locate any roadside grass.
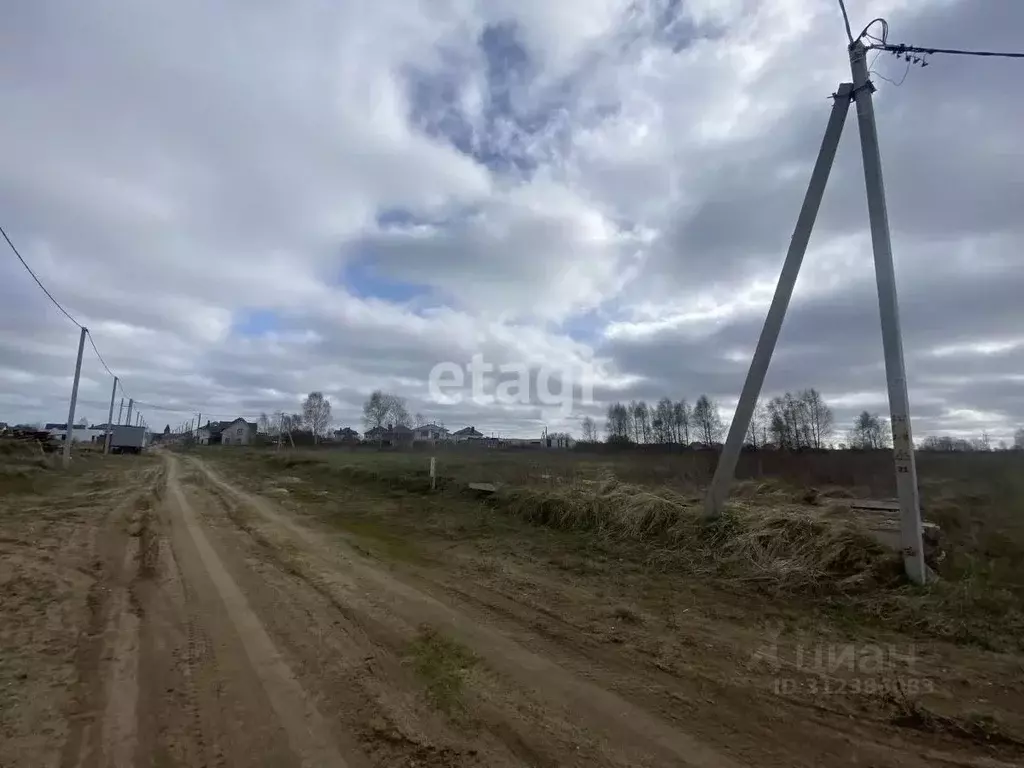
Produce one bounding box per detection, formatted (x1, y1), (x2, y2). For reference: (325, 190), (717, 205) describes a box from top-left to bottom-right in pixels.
(0, 439), (56, 495)
(328, 518), (425, 564)
(404, 625), (478, 715)
(202, 446), (1024, 650)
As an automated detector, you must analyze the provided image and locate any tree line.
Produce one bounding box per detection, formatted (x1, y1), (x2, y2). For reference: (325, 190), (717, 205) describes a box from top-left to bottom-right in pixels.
(585, 395), (726, 447)
(582, 388), (842, 449)
(257, 391), (332, 444)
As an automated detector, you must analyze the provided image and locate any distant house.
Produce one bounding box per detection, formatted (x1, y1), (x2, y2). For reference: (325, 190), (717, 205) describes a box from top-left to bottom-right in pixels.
(413, 424), (449, 444)
(452, 426), (484, 443)
(198, 418), (257, 446)
(364, 424), (414, 447)
(0, 422), (8, 434)
(333, 427), (360, 443)
(498, 433), (575, 449)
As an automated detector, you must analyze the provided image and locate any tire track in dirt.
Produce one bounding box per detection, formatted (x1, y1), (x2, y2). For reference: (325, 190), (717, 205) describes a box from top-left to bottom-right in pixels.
(188, 455), (743, 768)
(59, 464), (163, 768)
(188, 467), (525, 767)
(163, 454), (350, 768)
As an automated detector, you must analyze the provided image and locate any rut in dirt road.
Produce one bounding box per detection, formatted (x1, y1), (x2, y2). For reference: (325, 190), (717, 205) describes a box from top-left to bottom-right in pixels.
(163, 455), (351, 768)
(185, 454), (743, 768)
(59, 464), (161, 768)
(56, 456), (353, 768)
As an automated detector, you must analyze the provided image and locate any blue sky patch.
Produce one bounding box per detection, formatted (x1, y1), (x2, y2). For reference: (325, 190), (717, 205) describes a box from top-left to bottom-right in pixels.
(403, 20), (558, 176)
(557, 309), (607, 345)
(343, 256), (434, 304)
(233, 309), (280, 337)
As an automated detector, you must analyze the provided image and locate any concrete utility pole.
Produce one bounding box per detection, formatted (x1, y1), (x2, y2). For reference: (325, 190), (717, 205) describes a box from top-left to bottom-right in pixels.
(62, 327), (88, 467)
(104, 376), (118, 454)
(702, 50), (926, 585)
(117, 397), (124, 425)
(849, 40), (925, 584)
(126, 398), (134, 428)
(705, 83), (853, 519)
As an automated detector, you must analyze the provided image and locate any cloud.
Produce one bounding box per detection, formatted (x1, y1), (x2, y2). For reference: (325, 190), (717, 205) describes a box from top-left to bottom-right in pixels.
(1, 0), (1021, 444)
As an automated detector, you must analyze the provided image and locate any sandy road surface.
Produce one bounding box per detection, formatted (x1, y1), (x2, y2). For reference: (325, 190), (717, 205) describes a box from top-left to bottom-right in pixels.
(4, 451), (1022, 767)
(23, 452), (736, 767)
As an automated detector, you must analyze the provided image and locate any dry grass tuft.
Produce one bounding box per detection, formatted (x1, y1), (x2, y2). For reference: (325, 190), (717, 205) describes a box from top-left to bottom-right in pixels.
(0, 441), (55, 494)
(496, 478), (898, 594)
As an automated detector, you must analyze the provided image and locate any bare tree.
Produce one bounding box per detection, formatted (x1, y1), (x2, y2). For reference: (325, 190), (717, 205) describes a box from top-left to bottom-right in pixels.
(257, 412), (271, 435)
(302, 392), (332, 444)
(746, 400), (769, 449)
(362, 390), (410, 445)
(652, 398), (674, 443)
(849, 411), (889, 449)
(801, 388), (834, 449)
(605, 402), (631, 443)
(580, 416), (599, 443)
(392, 400), (411, 428)
(1015, 427), (1024, 450)
(285, 413), (304, 432)
(633, 401), (651, 443)
(270, 410), (285, 436)
(414, 412), (426, 428)
(673, 399), (691, 444)
(765, 390), (832, 449)
(692, 395), (723, 447)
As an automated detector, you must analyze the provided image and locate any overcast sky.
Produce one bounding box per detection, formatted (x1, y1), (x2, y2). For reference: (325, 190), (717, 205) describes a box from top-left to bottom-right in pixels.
(2, 0), (1021, 441)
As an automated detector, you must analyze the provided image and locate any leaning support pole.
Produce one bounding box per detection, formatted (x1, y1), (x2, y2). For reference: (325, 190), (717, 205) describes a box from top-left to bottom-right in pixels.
(849, 41), (926, 585)
(62, 327), (88, 468)
(704, 83), (854, 519)
(104, 376), (118, 454)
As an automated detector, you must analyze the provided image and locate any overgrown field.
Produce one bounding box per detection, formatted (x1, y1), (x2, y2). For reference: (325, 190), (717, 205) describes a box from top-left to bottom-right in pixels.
(200, 444), (1024, 652)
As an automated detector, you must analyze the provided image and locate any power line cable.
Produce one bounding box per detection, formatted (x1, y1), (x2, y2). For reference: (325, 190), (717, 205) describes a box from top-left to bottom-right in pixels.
(0, 222), (170, 420)
(86, 330), (117, 378)
(857, 18), (889, 46)
(2, 224), (238, 430)
(1, 223), (83, 327)
(874, 61), (911, 87)
(868, 42), (1024, 59)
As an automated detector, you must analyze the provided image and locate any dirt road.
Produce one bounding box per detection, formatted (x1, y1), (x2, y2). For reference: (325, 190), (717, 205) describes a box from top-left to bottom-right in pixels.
(3, 451), (1021, 767)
